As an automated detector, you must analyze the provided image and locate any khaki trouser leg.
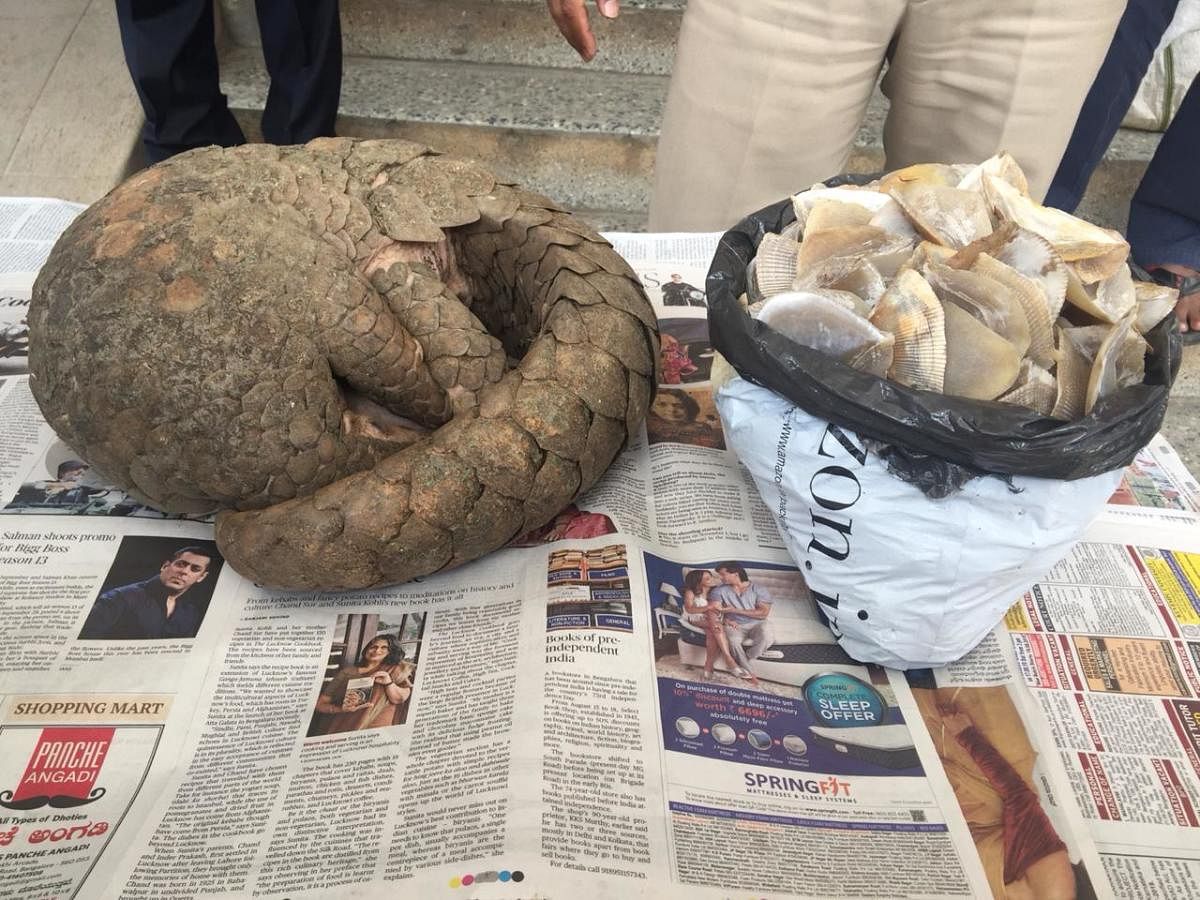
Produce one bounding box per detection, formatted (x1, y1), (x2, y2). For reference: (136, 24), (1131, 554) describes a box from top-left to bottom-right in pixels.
(650, 0), (1125, 230)
(723, 623), (750, 670)
(882, 0), (1126, 200)
(648, 0), (905, 232)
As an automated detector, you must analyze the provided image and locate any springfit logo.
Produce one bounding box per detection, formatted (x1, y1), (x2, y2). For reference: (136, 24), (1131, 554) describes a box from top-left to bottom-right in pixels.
(743, 771), (852, 798)
(0, 726), (113, 810)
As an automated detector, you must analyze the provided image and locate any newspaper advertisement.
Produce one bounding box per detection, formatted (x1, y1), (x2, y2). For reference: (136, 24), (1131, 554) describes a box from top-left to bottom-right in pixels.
(0, 205), (1191, 897)
(1001, 516), (1200, 896)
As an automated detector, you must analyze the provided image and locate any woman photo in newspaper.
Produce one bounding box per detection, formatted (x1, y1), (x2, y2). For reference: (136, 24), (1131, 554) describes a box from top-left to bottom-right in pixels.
(645, 387), (726, 450)
(308, 625), (416, 736)
(911, 682), (1096, 900)
(679, 568), (756, 684)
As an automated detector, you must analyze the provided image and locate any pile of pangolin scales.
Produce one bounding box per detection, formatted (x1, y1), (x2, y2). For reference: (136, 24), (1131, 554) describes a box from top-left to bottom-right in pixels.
(744, 153), (1177, 419)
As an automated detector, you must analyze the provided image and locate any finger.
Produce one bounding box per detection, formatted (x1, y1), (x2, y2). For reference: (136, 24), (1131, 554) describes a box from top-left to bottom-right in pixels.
(548, 0), (596, 60)
(596, 0), (620, 18)
(1179, 295), (1200, 332)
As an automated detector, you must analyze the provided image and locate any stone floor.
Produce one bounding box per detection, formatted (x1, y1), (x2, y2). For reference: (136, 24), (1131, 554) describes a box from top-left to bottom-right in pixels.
(1166, 352), (1199, 475)
(0, 0), (142, 201)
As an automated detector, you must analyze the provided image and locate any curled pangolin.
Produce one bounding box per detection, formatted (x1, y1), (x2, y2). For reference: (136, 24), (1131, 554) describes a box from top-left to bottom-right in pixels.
(29, 139), (659, 590)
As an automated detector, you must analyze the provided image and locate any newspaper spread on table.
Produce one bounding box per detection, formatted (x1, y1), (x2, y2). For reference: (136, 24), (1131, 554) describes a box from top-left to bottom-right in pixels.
(0, 201), (1196, 899)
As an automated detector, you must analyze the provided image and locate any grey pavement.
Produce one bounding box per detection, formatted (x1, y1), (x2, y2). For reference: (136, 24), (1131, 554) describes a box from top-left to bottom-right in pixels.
(0, 0), (1195, 473)
(0, 0), (142, 201)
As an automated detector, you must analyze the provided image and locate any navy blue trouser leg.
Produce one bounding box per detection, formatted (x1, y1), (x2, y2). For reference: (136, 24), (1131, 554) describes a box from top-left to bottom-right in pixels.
(116, 0), (341, 162)
(115, 0), (247, 163)
(1045, 0), (1178, 213)
(1128, 75), (1200, 270)
(255, 0), (342, 145)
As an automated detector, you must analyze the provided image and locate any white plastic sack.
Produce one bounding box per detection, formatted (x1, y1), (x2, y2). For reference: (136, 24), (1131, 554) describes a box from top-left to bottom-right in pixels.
(1124, 2), (1200, 132)
(716, 376), (1123, 670)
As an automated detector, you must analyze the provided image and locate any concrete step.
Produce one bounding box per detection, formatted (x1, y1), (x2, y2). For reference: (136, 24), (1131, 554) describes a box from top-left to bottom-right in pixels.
(219, 48), (664, 138)
(216, 46), (883, 230)
(219, 0), (685, 76)
(220, 46), (663, 227)
(221, 45), (1162, 234)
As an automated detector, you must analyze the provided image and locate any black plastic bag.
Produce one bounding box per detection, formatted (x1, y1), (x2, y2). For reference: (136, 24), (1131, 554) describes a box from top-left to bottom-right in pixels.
(706, 180), (1182, 482)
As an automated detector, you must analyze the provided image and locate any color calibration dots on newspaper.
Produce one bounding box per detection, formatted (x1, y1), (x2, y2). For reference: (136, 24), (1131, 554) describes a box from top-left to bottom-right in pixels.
(449, 869), (524, 888)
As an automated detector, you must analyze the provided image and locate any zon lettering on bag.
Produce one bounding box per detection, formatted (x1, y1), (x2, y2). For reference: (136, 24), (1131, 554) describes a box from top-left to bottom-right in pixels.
(803, 423), (869, 635)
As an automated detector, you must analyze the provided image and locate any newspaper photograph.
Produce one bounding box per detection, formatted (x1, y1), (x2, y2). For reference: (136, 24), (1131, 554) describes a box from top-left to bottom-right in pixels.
(1103, 435), (1200, 527)
(905, 651), (1115, 899)
(0, 280), (30, 377)
(0, 198), (85, 377)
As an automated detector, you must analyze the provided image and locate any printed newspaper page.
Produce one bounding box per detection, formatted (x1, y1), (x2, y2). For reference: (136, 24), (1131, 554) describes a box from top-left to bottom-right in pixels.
(1002, 516), (1200, 894)
(0, 511), (240, 899)
(608, 232), (789, 557)
(0, 198), (84, 376)
(1102, 434), (1200, 527)
(0, 198), (83, 277)
(0, 213), (1193, 898)
(902, 633), (1118, 899)
(96, 554), (525, 898)
(83, 534), (997, 899)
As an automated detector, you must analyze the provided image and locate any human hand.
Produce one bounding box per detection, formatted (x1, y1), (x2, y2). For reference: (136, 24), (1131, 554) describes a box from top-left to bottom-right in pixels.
(546, 0), (620, 62)
(373, 671), (393, 685)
